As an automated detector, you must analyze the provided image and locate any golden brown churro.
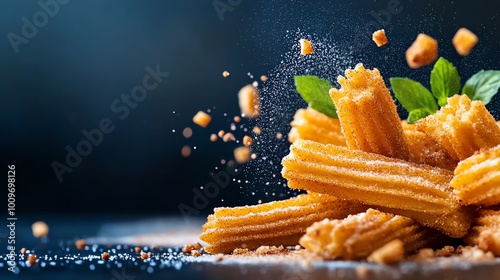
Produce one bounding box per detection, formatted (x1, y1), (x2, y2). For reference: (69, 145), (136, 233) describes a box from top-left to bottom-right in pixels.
(200, 193), (367, 254)
(288, 107), (346, 146)
(402, 121), (458, 170)
(281, 139), (472, 237)
(416, 94), (500, 161)
(464, 207), (500, 256)
(450, 145), (500, 206)
(299, 209), (448, 260)
(330, 64), (409, 160)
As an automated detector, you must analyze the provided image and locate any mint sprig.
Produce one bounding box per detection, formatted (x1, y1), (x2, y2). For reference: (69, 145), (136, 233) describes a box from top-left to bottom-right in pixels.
(462, 70), (500, 105)
(391, 57), (500, 123)
(430, 57), (461, 107)
(294, 76), (337, 118)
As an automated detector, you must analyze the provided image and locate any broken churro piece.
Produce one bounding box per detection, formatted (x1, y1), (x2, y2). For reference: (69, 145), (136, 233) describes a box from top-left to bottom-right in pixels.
(330, 63), (409, 160)
(451, 145), (500, 206)
(192, 111), (212, 127)
(416, 95), (500, 161)
(452, 28), (478, 56)
(288, 107), (346, 146)
(281, 139), (473, 238)
(238, 85), (260, 118)
(367, 239), (405, 264)
(372, 29), (388, 47)
(405, 33), (438, 68)
(200, 193), (367, 254)
(299, 209), (448, 260)
(299, 39), (314, 55)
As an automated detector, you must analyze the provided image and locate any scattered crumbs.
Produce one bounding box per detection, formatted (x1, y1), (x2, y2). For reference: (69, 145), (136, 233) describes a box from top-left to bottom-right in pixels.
(238, 85), (260, 118)
(214, 255), (224, 262)
(260, 75), (268, 82)
(251, 153), (257, 160)
(210, 134), (218, 142)
(192, 111), (212, 128)
(181, 145), (191, 157)
(141, 252), (149, 260)
(252, 81), (259, 87)
(182, 127), (193, 138)
(243, 135), (253, 147)
(223, 133), (236, 142)
(372, 29), (388, 47)
(355, 264), (370, 279)
(20, 248), (27, 254)
(222, 71), (230, 77)
(27, 254), (37, 266)
(276, 132), (283, 140)
(182, 242), (202, 254)
(255, 245), (287, 256)
(233, 116), (241, 123)
(299, 39), (314, 55)
(232, 248), (250, 255)
(191, 250), (201, 257)
(234, 146), (251, 164)
(253, 126), (261, 135)
(230, 123), (236, 131)
(75, 239), (86, 250)
(32, 221), (49, 238)
(435, 246), (455, 257)
(101, 252), (110, 261)
(218, 130), (225, 138)
(135, 247), (142, 253)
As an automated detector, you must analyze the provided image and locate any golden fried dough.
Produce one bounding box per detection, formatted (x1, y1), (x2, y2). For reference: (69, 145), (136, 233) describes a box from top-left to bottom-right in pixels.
(288, 107), (346, 146)
(299, 209), (449, 260)
(281, 139), (473, 237)
(451, 144), (500, 206)
(416, 94), (500, 161)
(200, 193), (367, 254)
(330, 64), (409, 160)
(402, 121), (457, 170)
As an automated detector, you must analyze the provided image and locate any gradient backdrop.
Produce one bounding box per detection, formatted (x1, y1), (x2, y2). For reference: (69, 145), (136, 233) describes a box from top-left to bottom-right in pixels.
(1, 0), (499, 217)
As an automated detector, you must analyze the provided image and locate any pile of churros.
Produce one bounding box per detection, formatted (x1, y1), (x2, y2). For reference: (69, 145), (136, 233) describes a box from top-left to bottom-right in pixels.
(200, 62), (500, 263)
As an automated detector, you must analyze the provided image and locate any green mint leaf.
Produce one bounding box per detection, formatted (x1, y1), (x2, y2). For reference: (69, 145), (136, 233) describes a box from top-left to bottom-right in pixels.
(390, 77), (439, 113)
(407, 108), (434, 124)
(294, 75), (337, 118)
(430, 57), (461, 107)
(462, 70), (500, 105)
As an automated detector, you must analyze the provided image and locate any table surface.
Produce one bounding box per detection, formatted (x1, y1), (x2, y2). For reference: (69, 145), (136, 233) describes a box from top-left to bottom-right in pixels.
(2, 215), (500, 280)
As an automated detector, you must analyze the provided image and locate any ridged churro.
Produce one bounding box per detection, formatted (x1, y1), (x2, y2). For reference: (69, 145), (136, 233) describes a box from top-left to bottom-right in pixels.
(299, 209), (449, 260)
(416, 94), (500, 161)
(402, 121), (457, 170)
(330, 63), (409, 160)
(200, 193), (367, 254)
(451, 144), (500, 206)
(281, 139), (473, 237)
(288, 107), (346, 146)
(464, 207), (500, 256)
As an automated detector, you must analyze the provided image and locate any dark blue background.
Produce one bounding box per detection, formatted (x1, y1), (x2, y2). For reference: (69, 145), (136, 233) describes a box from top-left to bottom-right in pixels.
(1, 0), (499, 215)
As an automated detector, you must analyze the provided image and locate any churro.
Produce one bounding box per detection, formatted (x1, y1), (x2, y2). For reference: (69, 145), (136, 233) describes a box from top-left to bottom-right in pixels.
(450, 144), (500, 206)
(464, 207), (500, 256)
(200, 193), (367, 254)
(402, 121), (457, 170)
(299, 209), (448, 260)
(330, 64), (409, 160)
(281, 139), (472, 237)
(288, 107), (346, 146)
(416, 94), (500, 161)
